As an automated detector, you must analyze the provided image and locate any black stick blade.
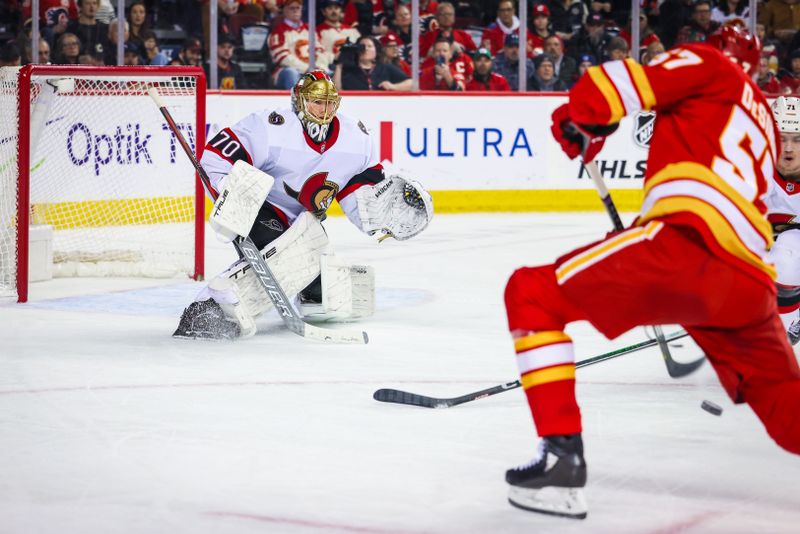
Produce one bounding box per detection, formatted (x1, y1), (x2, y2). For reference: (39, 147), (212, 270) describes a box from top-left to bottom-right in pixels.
(373, 388), (448, 408)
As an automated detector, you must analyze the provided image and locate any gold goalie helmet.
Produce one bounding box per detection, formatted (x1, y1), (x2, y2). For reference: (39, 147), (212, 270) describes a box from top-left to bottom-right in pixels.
(291, 70), (342, 143)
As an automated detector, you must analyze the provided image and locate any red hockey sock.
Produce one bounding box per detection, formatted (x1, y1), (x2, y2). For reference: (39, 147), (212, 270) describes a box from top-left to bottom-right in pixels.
(524, 377), (582, 436)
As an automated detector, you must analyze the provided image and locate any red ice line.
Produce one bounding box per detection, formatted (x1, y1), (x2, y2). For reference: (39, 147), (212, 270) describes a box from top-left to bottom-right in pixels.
(647, 510), (722, 534)
(206, 510), (423, 534)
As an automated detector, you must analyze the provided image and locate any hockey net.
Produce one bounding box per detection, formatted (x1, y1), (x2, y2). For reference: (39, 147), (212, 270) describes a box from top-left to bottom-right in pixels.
(0, 65), (206, 303)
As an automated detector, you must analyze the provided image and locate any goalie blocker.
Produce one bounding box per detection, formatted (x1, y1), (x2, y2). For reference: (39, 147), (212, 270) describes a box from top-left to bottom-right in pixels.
(176, 164), (432, 339)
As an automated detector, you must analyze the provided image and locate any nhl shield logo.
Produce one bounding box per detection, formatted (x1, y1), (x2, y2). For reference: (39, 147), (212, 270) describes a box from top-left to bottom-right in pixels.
(788, 182), (795, 193)
(633, 111), (656, 148)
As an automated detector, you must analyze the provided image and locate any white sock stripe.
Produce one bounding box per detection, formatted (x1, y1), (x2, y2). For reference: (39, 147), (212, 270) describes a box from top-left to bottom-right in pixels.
(516, 342), (575, 375)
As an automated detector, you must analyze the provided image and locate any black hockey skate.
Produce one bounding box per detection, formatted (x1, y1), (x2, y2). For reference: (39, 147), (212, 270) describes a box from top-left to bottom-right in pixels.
(506, 433), (588, 519)
(173, 299), (240, 340)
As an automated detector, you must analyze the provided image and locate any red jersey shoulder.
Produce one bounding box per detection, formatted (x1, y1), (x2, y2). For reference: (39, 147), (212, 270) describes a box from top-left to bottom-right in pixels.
(659, 43), (745, 85)
(646, 43), (755, 105)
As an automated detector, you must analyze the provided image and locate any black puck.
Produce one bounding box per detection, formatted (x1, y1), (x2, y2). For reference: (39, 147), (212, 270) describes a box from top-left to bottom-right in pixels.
(701, 400), (723, 416)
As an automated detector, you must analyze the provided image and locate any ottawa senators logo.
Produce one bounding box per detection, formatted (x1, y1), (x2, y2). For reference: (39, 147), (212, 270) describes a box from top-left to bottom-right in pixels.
(284, 171), (339, 219)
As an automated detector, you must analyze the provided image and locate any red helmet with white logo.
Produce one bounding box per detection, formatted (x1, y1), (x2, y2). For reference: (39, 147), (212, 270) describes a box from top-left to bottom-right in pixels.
(706, 24), (760, 77)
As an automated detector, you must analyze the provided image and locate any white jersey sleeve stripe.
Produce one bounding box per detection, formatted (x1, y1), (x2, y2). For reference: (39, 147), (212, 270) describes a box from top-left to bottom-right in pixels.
(602, 60), (642, 116)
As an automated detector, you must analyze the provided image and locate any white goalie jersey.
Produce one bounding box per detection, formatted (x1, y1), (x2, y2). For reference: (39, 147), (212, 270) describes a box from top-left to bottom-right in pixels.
(201, 107), (384, 229)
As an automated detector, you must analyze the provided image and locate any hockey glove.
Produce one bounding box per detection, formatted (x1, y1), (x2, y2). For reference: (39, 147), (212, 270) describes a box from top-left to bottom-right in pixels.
(550, 103), (618, 163)
(355, 176), (433, 242)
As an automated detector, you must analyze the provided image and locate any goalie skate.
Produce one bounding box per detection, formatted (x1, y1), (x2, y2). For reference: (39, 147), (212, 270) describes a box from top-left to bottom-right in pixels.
(173, 299), (240, 340)
(506, 434), (587, 520)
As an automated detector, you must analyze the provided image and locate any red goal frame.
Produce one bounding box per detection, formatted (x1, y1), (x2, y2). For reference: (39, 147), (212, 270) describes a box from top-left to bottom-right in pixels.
(13, 65), (206, 303)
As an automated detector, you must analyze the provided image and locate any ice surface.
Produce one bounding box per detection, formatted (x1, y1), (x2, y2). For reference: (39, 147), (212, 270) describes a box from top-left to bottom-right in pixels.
(2, 213), (798, 534)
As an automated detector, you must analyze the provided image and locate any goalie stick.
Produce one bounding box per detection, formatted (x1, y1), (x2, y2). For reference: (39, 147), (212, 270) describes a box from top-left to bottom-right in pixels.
(584, 161), (705, 378)
(149, 88), (367, 345)
(373, 329), (691, 408)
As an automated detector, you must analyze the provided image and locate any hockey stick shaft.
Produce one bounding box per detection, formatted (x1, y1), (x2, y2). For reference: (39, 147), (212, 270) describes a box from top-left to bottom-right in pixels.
(584, 161), (704, 378)
(149, 89), (367, 344)
(373, 330), (691, 408)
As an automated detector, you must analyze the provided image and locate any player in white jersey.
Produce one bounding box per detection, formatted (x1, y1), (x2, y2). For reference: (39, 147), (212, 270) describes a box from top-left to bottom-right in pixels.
(765, 96), (800, 344)
(174, 70), (433, 339)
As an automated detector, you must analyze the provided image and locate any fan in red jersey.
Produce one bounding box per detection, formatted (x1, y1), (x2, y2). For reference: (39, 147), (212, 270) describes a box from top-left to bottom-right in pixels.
(465, 48), (510, 91)
(502, 25), (800, 519)
(765, 96), (800, 345)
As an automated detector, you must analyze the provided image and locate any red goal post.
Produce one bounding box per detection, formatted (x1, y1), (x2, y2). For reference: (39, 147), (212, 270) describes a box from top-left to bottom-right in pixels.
(1, 65), (206, 303)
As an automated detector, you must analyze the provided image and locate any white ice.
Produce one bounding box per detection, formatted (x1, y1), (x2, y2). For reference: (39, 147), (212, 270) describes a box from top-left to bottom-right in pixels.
(2, 213), (799, 534)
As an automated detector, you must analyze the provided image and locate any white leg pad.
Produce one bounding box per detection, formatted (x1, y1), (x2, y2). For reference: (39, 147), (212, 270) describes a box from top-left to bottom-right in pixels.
(224, 211), (330, 318)
(302, 254), (375, 321)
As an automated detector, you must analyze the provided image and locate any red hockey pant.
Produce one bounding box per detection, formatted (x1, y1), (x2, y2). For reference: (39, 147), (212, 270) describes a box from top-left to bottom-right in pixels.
(505, 222), (800, 455)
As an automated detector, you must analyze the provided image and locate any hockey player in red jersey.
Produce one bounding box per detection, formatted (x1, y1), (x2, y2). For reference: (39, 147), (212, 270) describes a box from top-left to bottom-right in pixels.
(503, 25), (800, 519)
(173, 71), (433, 339)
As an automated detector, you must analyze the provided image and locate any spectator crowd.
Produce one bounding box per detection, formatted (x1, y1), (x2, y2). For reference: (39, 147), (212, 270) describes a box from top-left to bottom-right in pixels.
(0, 0), (799, 94)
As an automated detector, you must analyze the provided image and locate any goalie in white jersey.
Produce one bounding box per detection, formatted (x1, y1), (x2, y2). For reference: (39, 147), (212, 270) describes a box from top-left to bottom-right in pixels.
(174, 70), (433, 339)
(765, 96), (800, 345)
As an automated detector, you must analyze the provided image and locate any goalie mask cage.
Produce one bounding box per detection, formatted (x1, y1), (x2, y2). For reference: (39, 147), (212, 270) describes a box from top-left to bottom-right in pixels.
(0, 65), (206, 303)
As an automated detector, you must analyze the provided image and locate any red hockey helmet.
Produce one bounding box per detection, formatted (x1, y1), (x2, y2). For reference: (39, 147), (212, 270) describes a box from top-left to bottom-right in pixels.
(706, 24), (760, 77)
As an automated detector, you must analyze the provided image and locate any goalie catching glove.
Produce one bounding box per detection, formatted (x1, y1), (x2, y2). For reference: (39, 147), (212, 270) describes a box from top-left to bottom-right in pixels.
(551, 103), (619, 163)
(355, 175), (433, 241)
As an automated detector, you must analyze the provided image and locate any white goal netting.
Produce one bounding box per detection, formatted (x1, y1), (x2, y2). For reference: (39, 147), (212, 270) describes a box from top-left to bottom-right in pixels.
(0, 66), (204, 302)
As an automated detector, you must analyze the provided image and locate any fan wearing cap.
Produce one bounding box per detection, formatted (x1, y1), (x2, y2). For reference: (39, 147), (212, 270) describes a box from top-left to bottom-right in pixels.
(122, 41), (142, 65)
(170, 37), (203, 67)
(380, 32), (412, 76)
(575, 52), (595, 80)
(529, 53), (568, 91)
(206, 34), (247, 89)
(317, 0), (360, 67)
(565, 11), (612, 64)
(529, 3), (552, 56)
(465, 48), (511, 91)
(268, 0), (329, 89)
(504, 24), (800, 519)
(480, 0), (536, 57)
(492, 33), (536, 90)
(764, 97), (800, 345)
(173, 69), (433, 338)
